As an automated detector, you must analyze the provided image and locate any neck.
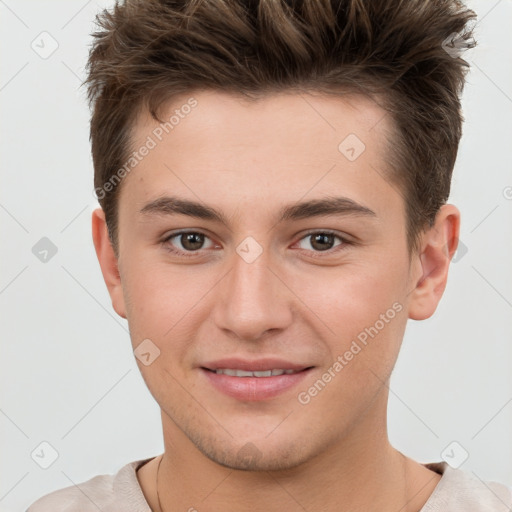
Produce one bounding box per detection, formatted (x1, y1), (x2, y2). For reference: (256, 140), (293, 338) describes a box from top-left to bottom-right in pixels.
(142, 393), (440, 512)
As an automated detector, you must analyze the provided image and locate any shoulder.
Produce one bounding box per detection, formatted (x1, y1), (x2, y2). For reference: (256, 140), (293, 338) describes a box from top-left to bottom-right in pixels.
(26, 458), (154, 512)
(422, 462), (512, 512)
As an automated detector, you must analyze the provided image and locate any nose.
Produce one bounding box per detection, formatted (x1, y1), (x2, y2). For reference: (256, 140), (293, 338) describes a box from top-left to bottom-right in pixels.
(212, 246), (293, 342)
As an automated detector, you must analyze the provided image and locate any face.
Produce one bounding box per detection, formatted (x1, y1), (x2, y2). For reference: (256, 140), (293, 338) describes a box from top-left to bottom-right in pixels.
(94, 90), (451, 471)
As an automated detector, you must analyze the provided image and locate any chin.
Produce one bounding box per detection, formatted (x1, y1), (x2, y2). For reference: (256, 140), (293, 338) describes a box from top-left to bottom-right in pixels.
(196, 435), (313, 472)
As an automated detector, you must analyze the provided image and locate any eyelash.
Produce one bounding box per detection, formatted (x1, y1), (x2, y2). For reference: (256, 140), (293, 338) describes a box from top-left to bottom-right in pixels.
(161, 229), (352, 259)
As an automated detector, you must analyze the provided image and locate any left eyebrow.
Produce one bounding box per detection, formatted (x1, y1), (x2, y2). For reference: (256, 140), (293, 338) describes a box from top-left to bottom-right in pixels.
(277, 196), (376, 222)
(139, 195), (377, 225)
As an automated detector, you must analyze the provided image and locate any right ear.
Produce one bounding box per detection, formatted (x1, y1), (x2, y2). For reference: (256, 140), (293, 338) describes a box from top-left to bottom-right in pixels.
(91, 208), (127, 319)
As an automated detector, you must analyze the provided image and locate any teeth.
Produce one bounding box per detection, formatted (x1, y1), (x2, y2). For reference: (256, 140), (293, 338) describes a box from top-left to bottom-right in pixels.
(254, 370), (272, 377)
(214, 368), (299, 377)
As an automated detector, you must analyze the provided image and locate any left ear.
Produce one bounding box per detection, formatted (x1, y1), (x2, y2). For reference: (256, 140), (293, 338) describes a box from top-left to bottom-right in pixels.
(408, 204), (460, 321)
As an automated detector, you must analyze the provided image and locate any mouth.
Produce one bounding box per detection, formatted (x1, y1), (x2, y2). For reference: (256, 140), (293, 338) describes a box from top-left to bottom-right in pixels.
(200, 358), (314, 401)
(204, 368), (304, 377)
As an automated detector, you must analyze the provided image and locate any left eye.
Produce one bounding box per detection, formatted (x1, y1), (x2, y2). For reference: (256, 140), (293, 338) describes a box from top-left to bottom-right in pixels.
(296, 232), (344, 252)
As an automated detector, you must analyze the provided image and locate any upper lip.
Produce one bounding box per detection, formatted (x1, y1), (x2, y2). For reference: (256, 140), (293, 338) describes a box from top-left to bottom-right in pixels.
(201, 358), (312, 372)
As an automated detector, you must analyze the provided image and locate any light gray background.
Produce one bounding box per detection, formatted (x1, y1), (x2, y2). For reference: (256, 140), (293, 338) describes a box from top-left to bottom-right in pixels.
(1, 0), (511, 510)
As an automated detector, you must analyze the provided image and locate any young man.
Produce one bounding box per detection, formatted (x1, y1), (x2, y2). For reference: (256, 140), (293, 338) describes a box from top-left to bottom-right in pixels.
(27, 0), (511, 510)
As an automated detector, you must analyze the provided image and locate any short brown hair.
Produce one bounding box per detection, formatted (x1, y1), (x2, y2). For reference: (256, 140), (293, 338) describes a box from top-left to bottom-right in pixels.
(85, 0), (476, 254)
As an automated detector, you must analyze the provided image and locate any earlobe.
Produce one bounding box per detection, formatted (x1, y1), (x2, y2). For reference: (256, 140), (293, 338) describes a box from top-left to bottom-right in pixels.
(408, 204), (460, 321)
(91, 208), (127, 319)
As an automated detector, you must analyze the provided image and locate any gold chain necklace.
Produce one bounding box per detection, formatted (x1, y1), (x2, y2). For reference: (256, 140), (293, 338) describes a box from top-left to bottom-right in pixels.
(156, 455), (165, 512)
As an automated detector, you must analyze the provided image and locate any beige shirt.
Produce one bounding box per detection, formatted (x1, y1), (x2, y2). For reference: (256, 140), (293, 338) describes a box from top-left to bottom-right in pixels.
(27, 458), (512, 511)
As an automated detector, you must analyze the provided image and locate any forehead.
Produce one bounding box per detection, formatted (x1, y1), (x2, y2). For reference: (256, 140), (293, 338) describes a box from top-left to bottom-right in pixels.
(132, 89), (389, 152)
(122, 90), (401, 226)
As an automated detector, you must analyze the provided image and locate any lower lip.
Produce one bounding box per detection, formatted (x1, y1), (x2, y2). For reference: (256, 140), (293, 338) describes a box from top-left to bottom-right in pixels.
(201, 368), (313, 401)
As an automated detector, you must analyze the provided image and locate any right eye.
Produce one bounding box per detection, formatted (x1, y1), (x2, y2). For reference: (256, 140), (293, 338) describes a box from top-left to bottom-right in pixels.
(162, 231), (218, 257)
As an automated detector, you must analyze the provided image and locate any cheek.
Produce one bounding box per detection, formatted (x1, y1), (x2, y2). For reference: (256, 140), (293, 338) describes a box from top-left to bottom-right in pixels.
(297, 260), (406, 331)
(292, 259), (409, 387)
(121, 258), (217, 360)
(294, 265), (408, 420)
(121, 261), (180, 339)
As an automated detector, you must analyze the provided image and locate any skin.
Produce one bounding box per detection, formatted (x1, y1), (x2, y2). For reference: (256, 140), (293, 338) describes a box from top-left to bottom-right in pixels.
(92, 90), (459, 511)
